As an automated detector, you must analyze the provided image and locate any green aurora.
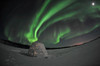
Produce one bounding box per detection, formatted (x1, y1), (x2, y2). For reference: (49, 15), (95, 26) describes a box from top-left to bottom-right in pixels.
(5, 0), (100, 46)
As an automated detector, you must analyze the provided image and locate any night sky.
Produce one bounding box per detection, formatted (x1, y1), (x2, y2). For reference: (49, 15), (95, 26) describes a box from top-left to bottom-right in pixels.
(1, 0), (100, 48)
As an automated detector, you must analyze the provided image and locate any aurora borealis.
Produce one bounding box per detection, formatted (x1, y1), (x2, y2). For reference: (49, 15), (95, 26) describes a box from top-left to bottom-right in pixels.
(4, 0), (100, 47)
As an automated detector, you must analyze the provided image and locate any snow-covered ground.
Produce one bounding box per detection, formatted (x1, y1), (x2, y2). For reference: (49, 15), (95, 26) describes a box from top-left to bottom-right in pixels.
(0, 38), (100, 66)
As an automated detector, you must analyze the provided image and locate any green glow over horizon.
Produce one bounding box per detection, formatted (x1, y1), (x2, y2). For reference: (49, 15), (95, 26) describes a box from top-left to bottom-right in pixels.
(5, 0), (100, 45)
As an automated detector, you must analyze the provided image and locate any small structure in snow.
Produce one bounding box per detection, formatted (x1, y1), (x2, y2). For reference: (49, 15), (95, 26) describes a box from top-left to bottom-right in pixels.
(28, 42), (48, 58)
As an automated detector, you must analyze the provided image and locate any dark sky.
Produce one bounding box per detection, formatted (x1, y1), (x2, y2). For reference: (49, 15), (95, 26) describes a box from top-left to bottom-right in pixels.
(0, 0), (38, 39)
(0, 0), (100, 48)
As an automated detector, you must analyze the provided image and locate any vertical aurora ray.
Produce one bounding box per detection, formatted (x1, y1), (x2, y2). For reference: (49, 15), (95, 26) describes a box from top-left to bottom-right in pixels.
(54, 27), (71, 44)
(24, 0), (50, 43)
(38, 11), (78, 37)
(37, 0), (77, 36)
